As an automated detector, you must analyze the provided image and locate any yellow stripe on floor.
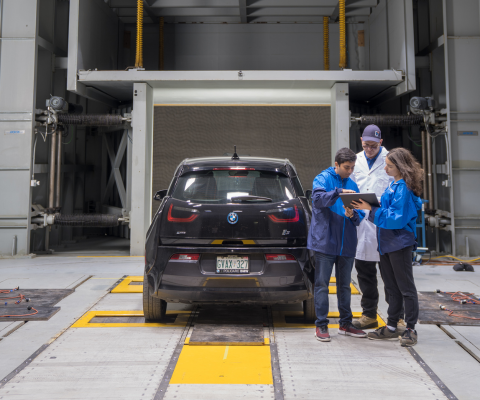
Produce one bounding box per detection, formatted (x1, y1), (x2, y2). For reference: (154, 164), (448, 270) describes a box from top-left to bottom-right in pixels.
(111, 276), (144, 293)
(329, 283), (360, 295)
(170, 345), (273, 384)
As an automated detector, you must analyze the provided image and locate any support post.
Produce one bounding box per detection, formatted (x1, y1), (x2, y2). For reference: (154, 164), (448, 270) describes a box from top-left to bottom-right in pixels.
(130, 83), (153, 256)
(330, 83), (350, 165)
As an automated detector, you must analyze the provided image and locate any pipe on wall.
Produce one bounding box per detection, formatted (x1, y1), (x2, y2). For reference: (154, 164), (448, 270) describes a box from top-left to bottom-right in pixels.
(135, 0), (144, 68)
(421, 130), (428, 203)
(48, 132), (57, 209)
(55, 131), (62, 208)
(323, 16), (329, 71)
(426, 133), (434, 209)
(339, 0), (347, 69)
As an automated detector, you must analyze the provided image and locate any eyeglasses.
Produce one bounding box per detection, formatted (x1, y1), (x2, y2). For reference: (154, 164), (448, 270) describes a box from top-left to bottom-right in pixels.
(362, 144), (380, 150)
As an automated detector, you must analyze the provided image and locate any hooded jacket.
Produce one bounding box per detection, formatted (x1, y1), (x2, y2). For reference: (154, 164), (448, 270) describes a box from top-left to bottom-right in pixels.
(368, 179), (423, 255)
(307, 167), (365, 257)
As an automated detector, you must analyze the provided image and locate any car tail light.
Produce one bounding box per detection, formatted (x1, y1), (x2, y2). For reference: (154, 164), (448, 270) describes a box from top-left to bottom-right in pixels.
(167, 204), (199, 223)
(265, 254), (296, 261)
(170, 254), (200, 261)
(268, 205), (299, 223)
(213, 167), (255, 170)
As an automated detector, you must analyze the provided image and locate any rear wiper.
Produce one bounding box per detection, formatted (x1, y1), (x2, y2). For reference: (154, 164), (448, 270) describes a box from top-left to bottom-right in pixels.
(231, 195), (272, 202)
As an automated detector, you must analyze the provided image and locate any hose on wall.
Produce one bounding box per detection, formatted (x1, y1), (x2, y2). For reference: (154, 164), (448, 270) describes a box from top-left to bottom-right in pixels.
(323, 16), (329, 71)
(54, 214), (120, 228)
(57, 114), (124, 126)
(135, 0), (144, 68)
(339, 0), (347, 69)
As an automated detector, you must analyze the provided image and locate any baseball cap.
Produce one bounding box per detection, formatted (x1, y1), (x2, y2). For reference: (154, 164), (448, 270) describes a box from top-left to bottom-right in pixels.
(362, 124), (382, 142)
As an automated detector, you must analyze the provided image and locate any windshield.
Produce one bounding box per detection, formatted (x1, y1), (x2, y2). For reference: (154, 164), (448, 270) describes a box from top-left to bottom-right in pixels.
(171, 170), (295, 204)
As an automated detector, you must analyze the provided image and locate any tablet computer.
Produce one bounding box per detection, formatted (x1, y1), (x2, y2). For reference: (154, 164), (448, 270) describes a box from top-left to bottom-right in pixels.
(339, 193), (380, 209)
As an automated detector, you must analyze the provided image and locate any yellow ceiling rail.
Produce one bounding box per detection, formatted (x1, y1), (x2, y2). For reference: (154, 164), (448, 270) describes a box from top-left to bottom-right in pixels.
(339, 0), (347, 69)
(323, 16), (330, 71)
(135, 0), (144, 68)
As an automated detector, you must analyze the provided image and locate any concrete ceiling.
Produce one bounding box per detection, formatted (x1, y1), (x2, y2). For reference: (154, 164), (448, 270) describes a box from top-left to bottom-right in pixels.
(107, 0), (378, 24)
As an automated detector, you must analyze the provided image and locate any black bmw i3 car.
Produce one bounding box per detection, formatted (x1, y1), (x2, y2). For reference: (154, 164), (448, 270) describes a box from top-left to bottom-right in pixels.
(143, 155), (315, 321)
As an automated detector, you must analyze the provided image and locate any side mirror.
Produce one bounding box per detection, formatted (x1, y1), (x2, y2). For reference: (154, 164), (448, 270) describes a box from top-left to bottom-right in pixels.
(306, 189), (312, 201)
(154, 189), (168, 201)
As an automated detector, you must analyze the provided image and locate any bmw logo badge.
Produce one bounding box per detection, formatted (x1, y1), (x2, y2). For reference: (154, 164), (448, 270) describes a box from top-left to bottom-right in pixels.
(227, 212), (239, 224)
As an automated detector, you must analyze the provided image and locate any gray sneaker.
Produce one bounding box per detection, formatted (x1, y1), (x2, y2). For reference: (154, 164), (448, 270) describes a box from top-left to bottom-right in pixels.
(367, 326), (400, 340)
(400, 328), (418, 347)
(352, 315), (379, 329)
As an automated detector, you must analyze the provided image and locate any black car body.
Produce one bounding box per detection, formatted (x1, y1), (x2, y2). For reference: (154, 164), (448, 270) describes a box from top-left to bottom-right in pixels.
(144, 156), (315, 319)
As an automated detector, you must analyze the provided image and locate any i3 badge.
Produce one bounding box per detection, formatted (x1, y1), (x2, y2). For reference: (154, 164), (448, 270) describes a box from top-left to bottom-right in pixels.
(227, 212), (239, 224)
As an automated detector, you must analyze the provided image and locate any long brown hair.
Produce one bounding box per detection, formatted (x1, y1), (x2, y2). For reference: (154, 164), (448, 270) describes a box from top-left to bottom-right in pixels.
(386, 148), (424, 197)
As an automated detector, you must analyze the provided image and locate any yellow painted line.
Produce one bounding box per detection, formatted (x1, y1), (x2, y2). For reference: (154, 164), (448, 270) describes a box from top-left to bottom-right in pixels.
(170, 345), (273, 384)
(111, 276), (144, 293)
(77, 256), (143, 258)
(185, 337), (190, 345)
(329, 283), (360, 295)
(71, 310), (190, 328)
(272, 310), (385, 329)
(330, 277), (336, 283)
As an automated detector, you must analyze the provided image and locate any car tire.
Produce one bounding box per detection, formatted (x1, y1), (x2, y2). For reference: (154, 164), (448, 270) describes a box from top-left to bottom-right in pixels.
(143, 273), (167, 322)
(303, 297), (316, 322)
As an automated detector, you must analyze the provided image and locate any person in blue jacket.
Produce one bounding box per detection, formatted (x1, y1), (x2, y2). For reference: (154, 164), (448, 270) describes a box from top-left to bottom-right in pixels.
(352, 147), (423, 347)
(308, 148), (367, 342)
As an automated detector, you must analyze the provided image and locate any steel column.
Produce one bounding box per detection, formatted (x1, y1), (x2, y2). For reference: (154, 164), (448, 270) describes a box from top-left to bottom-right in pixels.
(330, 82), (350, 165)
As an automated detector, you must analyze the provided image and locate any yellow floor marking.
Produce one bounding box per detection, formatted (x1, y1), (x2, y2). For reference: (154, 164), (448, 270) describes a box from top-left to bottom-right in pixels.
(77, 256), (143, 258)
(170, 346), (273, 385)
(71, 310), (190, 328)
(111, 276), (144, 293)
(272, 310), (385, 329)
(329, 283), (360, 295)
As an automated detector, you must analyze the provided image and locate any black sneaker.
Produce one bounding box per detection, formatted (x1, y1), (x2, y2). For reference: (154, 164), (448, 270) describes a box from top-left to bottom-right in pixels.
(400, 328), (418, 347)
(367, 326), (400, 340)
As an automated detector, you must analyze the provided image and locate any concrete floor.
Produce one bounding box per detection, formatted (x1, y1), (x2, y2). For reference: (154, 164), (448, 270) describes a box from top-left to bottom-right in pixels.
(0, 249), (479, 399)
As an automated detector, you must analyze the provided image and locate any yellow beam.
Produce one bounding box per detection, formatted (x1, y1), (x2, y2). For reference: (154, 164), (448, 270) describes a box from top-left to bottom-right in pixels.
(111, 276), (144, 293)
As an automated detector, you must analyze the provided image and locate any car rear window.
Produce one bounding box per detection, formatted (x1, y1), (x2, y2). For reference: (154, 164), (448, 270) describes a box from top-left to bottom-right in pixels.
(171, 170), (295, 204)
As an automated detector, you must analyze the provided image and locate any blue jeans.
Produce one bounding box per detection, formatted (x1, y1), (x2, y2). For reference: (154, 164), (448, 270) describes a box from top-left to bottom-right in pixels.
(314, 251), (354, 327)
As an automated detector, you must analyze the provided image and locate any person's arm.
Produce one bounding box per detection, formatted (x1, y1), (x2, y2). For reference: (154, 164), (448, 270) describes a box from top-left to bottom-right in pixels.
(368, 185), (411, 229)
(311, 175), (343, 208)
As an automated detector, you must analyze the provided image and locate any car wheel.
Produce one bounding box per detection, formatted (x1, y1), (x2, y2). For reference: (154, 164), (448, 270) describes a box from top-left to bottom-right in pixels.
(303, 297), (316, 322)
(143, 272), (167, 322)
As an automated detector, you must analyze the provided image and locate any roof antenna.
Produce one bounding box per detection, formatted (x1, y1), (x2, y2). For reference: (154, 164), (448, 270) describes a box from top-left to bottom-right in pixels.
(232, 145), (239, 160)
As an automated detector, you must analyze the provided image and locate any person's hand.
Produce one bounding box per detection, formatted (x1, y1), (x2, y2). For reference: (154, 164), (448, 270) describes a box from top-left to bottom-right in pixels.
(351, 199), (372, 211)
(342, 189), (356, 193)
(343, 206), (354, 218)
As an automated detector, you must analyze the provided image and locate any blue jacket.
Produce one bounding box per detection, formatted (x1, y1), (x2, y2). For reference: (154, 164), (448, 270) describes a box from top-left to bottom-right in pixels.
(368, 179), (422, 255)
(307, 167), (365, 257)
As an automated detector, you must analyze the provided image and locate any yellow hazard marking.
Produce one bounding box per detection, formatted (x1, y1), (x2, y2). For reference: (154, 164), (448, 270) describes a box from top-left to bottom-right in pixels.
(77, 256), (143, 258)
(71, 310), (190, 328)
(170, 346), (273, 385)
(111, 276), (144, 293)
(329, 283), (360, 295)
(272, 310), (385, 329)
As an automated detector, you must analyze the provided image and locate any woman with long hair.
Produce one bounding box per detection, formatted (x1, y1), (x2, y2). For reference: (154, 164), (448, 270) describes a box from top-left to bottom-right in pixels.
(352, 147), (423, 347)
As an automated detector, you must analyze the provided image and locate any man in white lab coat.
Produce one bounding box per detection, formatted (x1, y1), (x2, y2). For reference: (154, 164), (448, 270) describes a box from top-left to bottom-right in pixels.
(351, 125), (404, 329)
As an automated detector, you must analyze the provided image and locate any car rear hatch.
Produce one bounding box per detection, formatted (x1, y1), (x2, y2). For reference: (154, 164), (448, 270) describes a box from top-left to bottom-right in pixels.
(159, 167), (307, 246)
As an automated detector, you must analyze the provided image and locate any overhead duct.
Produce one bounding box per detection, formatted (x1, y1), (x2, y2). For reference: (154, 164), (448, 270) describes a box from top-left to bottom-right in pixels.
(32, 213), (122, 228)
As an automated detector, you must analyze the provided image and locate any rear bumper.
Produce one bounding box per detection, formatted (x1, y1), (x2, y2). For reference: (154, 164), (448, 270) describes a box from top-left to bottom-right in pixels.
(148, 246), (313, 304)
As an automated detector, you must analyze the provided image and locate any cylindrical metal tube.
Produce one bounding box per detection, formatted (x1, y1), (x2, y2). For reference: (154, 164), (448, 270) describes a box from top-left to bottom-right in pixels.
(55, 131), (62, 208)
(421, 130), (428, 202)
(57, 114), (124, 126)
(426, 133), (434, 208)
(159, 16), (164, 70)
(49, 132), (57, 209)
(12, 235), (17, 256)
(323, 16), (329, 71)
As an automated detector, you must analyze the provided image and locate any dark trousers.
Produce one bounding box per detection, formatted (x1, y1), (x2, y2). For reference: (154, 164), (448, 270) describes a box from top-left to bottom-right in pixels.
(355, 259), (405, 320)
(379, 246), (418, 330)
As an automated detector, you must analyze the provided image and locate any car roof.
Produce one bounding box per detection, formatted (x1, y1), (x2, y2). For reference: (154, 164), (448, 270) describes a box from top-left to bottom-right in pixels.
(182, 156), (293, 168)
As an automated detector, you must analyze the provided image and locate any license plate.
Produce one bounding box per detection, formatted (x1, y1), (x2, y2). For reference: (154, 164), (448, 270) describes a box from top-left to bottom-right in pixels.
(216, 255), (249, 274)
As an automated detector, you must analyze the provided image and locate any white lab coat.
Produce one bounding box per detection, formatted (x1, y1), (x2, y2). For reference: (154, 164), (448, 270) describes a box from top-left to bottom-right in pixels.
(351, 147), (394, 261)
